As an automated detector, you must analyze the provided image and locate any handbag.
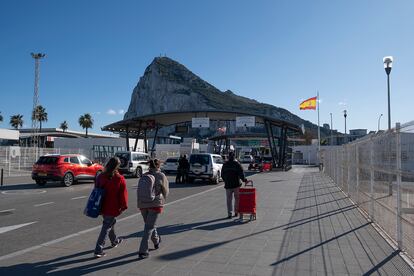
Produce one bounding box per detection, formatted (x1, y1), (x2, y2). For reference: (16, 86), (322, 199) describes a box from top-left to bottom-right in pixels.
(83, 176), (105, 218)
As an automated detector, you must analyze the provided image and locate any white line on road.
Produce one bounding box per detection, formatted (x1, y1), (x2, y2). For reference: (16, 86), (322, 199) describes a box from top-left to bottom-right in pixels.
(0, 184), (224, 262)
(0, 209), (15, 213)
(0, 221), (37, 234)
(71, 196), (87, 200)
(34, 202), (54, 207)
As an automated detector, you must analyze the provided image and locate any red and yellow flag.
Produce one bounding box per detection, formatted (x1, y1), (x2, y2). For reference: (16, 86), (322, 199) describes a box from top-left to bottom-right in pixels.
(299, 96), (317, 110)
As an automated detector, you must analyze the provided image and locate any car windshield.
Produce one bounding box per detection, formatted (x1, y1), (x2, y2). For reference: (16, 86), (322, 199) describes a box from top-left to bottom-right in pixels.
(36, 156), (59, 164)
(115, 152), (130, 160)
(190, 155), (210, 165)
(166, 158), (178, 163)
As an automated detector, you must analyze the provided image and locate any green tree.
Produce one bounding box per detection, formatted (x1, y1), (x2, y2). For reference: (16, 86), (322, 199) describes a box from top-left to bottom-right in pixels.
(78, 113), (93, 137)
(10, 114), (24, 129)
(32, 105), (48, 133)
(60, 120), (68, 132)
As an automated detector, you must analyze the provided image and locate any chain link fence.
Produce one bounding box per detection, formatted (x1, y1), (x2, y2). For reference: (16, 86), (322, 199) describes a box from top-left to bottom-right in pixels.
(322, 121), (414, 259)
(0, 146), (89, 177)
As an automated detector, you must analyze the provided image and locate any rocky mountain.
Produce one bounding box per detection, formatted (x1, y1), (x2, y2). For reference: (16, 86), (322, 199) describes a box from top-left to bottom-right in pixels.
(125, 57), (329, 137)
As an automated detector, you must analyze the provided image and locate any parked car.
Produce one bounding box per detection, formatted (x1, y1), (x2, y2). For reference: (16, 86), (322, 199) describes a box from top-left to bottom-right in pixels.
(188, 153), (224, 184)
(240, 154), (254, 163)
(114, 151), (150, 177)
(161, 157), (179, 174)
(32, 154), (103, 187)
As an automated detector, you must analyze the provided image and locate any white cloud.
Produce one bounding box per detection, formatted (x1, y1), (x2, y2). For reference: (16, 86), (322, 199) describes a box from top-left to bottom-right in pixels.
(338, 101), (347, 106)
(118, 109), (125, 115)
(107, 109), (117, 115)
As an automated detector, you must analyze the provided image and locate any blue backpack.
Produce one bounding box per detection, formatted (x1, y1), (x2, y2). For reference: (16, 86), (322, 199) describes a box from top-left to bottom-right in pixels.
(84, 176), (105, 218)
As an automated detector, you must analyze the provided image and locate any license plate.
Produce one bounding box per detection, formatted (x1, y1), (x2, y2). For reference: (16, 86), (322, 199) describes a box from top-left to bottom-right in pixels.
(38, 172), (47, 176)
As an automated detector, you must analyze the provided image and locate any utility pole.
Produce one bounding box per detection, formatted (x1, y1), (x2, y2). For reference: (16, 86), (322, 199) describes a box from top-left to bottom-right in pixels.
(31, 53), (45, 148)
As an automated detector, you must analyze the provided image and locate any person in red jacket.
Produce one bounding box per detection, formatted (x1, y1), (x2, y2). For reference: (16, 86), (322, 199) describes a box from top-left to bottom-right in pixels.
(93, 157), (128, 258)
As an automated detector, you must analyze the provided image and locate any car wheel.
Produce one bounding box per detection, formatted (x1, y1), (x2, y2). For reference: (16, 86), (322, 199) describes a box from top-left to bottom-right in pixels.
(135, 167), (142, 178)
(211, 173), (220, 185)
(63, 172), (74, 187)
(35, 180), (46, 186)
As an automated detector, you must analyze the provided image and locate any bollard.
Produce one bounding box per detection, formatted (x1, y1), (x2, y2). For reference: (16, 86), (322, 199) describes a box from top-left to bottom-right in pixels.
(1, 168), (3, 187)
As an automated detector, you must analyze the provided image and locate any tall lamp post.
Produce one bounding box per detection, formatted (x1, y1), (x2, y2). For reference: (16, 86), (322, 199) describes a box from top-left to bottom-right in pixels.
(383, 56), (393, 130)
(378, 113), (383, 132)
(343, 110), (347, 143)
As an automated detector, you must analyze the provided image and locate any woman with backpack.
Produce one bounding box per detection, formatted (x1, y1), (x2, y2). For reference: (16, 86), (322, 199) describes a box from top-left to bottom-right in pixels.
(137, 159), (169, 259)
(93, 157), (128, 258)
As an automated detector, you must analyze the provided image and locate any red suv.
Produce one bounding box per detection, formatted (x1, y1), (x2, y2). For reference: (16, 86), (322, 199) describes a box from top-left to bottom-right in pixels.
(32, 154), (103, 187)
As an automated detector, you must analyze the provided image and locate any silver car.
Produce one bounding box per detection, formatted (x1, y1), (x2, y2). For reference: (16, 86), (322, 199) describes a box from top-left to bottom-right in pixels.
(114, 151), (150, 177)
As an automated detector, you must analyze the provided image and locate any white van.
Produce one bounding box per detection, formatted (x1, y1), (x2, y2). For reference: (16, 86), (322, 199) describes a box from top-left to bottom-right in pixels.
(188, 153), (224, 184)
(114, 151), (150, 177)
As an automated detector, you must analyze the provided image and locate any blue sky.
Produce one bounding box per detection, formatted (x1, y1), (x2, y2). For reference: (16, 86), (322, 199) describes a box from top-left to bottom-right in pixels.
(0, 0), (413, 134)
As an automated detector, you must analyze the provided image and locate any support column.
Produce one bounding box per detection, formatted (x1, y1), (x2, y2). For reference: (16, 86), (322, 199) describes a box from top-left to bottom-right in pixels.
(125, 126), (130, 151)
(134, 122), (142, 152)
(151, 126), (159, 158)
(265, 120), (277, 169)
(144, 129), (148, 153)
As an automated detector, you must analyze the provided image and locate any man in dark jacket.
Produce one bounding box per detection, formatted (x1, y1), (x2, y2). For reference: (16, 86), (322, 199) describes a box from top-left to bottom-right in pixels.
(221, 151), (247, 219)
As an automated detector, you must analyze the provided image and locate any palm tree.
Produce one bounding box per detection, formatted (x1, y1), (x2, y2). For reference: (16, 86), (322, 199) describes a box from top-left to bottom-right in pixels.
(78, 113), (93, 137)
(10, 114), (24, 129)
(60, 120), (68, 132)
(32, 105), (48, 133)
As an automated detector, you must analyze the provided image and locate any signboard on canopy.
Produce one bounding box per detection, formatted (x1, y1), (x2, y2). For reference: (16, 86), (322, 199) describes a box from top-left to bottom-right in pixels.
(192, 117), (210, 128)
(236, 116), (255, 127)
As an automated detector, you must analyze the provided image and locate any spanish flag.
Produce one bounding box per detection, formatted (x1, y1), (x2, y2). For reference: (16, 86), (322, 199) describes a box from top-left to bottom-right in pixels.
(299, 96), (317, 110)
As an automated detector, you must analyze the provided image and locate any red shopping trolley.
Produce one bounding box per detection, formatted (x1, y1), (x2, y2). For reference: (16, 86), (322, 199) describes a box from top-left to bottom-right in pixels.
(238, 180), (256, 221)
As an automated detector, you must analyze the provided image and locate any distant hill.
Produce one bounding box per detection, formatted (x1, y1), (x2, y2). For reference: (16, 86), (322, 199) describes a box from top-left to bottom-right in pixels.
(124, 56), (331, 137)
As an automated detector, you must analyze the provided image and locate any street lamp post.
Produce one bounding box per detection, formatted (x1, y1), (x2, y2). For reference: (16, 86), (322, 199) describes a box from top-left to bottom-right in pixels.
(383, 56), (393, 130)
(343, 110), (347, 143)
(378, 113), (383, 132)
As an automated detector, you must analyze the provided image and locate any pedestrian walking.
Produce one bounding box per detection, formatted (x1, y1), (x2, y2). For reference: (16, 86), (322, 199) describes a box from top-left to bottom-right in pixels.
(176, 155), (183, 183)
(221, 151), (247, 219)
(93, 157), (128, 258)
(137, 159), (169, 259)
(180, 155), (190, 183)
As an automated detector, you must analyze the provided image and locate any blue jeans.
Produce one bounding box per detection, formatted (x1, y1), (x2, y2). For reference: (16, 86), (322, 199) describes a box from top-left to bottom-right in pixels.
(94, 216), (117, 254)
(139, 209), (160, 254)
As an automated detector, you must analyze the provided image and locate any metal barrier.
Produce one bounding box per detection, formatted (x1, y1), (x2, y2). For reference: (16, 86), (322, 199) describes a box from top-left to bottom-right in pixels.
(0, 146), (89, 177)
(322, 121), (414, 258)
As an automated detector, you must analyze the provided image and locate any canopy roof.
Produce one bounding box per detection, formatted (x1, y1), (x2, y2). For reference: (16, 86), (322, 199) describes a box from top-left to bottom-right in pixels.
(102, 110), (300, 134)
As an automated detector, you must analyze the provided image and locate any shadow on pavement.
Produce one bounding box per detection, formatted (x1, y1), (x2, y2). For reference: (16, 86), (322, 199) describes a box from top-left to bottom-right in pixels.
(122, 217), (230, 239)
(0, 249), (142, 276)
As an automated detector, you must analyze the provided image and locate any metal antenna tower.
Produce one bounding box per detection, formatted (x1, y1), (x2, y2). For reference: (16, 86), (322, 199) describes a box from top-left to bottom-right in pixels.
(31, 52), (45, 147)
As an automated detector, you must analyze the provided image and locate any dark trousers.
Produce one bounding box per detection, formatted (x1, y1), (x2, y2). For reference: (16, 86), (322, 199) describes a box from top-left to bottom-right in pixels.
(94, 216), (117, 254)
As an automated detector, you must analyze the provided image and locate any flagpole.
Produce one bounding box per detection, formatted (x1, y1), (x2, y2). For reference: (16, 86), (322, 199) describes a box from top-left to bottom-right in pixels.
(317, 91), (321, 162)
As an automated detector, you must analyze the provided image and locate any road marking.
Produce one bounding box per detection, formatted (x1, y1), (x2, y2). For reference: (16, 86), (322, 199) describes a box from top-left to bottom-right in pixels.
(2, 190), (46, 195)
(0, 209), (16, 213)
(0, 184), (224, 261)
(0, 221), (37, 234)
(71, 196), (87, 200)
(34, 202), (54, 207)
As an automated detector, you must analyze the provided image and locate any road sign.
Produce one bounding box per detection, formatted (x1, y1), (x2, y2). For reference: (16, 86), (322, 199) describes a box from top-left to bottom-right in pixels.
(9, 146), (21, 158)
(236, 116), (255, 127)
(192, 117), (210, 128)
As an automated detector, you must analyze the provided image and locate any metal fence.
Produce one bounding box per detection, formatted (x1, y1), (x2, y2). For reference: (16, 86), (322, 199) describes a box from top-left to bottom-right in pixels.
(322, 121), (414, 258)
(0, 146), (89, 177)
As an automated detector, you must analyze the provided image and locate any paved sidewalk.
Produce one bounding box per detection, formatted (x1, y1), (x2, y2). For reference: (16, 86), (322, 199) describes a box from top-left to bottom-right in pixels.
(0, 167), (412, 275)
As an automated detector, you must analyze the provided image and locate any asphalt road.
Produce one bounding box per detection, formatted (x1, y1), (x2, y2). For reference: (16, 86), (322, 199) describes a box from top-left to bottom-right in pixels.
(0, 174), (230, 257)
